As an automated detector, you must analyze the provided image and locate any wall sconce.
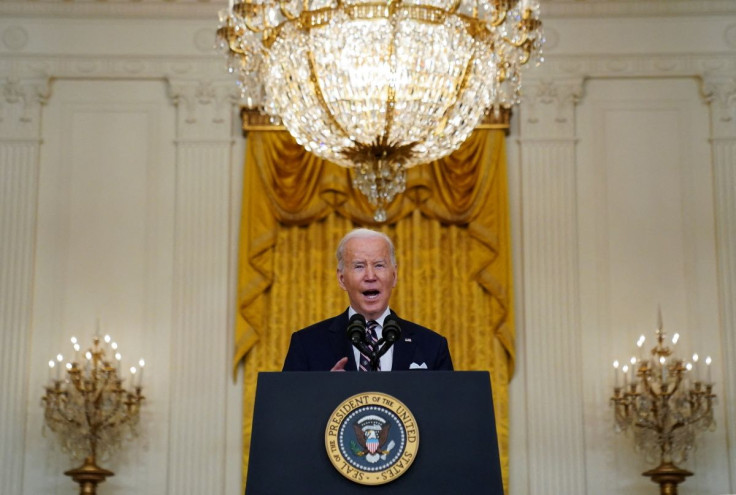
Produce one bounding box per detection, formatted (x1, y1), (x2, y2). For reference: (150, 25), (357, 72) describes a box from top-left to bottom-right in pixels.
(42, 333), (145, 495)
(610, 310), (716, 495)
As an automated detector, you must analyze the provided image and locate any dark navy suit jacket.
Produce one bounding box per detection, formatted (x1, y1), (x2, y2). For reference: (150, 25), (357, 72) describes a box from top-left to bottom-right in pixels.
(282, 309), (453, 371)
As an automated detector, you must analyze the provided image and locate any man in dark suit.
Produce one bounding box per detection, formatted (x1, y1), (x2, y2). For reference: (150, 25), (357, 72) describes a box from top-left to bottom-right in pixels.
(282, 228), (453, 371)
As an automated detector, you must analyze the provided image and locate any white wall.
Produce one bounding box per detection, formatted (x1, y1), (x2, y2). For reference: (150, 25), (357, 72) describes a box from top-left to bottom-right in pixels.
(1, 1), (734, 494)
(510, 3), (736, 494)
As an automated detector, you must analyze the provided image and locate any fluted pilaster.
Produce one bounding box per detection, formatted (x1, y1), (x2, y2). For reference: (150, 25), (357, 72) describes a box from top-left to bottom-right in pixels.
(517, 78), (587, 495)
(0, 77), (48, 495)
(166, 79), (236, 495)
(703, 74), (736, 488)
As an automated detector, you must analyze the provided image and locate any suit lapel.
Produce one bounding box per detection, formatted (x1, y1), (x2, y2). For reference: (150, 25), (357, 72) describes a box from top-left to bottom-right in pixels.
(390, 313), (415, 371)
(328, 309), (358, 371)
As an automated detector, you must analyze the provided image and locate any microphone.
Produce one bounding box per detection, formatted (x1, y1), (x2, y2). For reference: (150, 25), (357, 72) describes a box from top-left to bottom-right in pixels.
(346, 313), (367, 345)
(346, 314), (374, 365)
(376, 314), (402, 359)
(382, 314), (401, 344)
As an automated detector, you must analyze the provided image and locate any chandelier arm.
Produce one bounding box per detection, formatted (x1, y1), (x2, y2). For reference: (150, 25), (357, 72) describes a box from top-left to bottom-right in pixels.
(447, 0), (462, 15)
(488, 2), (506, 28)
(613, 402), (633, 429)
(236, 3), (267, 34)
(680, 402), (714, 428)
(278, 0), (298, 21)
(633, 419), (660, 432)
(48, 389), (83, 426)
(46, 405), (83, 430)
(640, 374), (659, 397)
(96, 394), (127, 430)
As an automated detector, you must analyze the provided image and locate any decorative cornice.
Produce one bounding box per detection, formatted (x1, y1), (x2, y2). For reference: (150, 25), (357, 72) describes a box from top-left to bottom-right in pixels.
(531, 53), (736, 80)
(0, 54), (230, 81)
(0, 2), (222, 20)
(1, 0), (734, 20)
(541, 0), (736, 19)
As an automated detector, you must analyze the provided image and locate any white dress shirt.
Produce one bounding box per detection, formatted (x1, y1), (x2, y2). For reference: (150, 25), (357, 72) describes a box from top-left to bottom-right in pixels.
(348, 306), (394, 371)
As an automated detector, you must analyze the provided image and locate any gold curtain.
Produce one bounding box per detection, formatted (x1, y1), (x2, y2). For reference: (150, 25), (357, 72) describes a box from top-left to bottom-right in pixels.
(234, 128), (514, 491)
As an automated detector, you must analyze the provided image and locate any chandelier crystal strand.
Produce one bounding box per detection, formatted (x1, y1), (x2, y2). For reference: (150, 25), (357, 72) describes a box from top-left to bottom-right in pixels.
(217, 0), (543, 221)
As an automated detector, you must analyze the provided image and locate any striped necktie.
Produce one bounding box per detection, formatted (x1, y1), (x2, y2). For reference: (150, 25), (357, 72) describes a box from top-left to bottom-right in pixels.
(359, 320), (380, 371)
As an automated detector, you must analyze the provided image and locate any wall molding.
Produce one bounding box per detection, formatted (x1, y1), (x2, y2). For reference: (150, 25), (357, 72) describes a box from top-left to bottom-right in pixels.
(1, 0), (734, 20)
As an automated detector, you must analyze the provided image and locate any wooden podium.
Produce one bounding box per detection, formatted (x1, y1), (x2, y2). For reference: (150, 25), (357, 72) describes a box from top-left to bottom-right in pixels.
(245, 371), (504, 494)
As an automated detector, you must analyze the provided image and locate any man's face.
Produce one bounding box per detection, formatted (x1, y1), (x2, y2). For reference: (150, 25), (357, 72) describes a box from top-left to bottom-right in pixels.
(337, 236), (397, 321)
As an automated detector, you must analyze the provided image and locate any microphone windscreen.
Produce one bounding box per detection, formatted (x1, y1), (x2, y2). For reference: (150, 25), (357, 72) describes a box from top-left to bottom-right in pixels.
(382, 314), (401, 342)
(346, 313), (367, 344)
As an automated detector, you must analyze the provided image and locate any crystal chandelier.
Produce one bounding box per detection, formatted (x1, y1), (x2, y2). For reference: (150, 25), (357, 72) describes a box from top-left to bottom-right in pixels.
(610, 312), (716, 495)
(42, 334), (145, 495)
(217, 0), (543, 221)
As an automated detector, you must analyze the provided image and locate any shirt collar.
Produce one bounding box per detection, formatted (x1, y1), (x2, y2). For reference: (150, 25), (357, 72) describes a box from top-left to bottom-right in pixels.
(347, 306), (391, 328)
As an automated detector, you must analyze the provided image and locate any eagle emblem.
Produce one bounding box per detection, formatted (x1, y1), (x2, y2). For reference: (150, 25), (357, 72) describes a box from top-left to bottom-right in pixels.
(351, 415), (394, 463)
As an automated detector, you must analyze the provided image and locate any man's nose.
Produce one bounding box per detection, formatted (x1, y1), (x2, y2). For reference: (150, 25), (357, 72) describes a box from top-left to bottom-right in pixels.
(364, 266), (376, 279)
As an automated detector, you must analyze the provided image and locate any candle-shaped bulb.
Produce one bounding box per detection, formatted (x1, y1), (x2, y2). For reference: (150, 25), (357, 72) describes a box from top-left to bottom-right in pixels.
(65, 362), (72, 370)
(70, 336), (78, 345)
(73, 343), (80, 352)
(104, 334), (111, 344)
(85, 351), (92, 360)
(637, 335), (645, 347)
(659, 356), (666, 365)
(49, 360), (55, 369)
(686, 362), (693, 371)
(111, 342), (118, 351)
(705, 356), (712, 383)
(53, 355), (62, 380)
(137, 359), (145, 386)
(129, 366), (137, 388)
(692, 353), (699, 363)
(630, 356), (637, 365)
(622, 364), (629, 373)
(115, 352), (122, 361)
(613, 360), (620, 387)
(672, 332), (679, 345)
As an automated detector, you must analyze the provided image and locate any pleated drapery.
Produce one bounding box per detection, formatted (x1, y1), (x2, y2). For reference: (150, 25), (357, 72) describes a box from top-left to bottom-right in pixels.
(234, 129), (514, 491)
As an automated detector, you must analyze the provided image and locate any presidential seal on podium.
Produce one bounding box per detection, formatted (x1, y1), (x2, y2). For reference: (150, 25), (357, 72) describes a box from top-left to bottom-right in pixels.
(325, 391), (420, 485)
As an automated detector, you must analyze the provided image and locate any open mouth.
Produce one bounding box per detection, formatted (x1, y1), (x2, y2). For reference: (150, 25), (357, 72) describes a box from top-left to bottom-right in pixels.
(362, 290), (380, 298)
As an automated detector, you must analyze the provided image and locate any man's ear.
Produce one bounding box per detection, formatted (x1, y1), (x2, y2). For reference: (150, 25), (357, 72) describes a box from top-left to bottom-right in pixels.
(392, 264), (398, 288)
(337, 269), (347, 291)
